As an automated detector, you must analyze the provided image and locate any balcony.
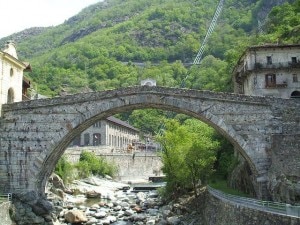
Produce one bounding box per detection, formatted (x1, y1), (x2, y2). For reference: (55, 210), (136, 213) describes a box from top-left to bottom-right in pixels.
(288, 61), (300, 68)
(254, 61), (300, 70)
(265, 82), (287, 89)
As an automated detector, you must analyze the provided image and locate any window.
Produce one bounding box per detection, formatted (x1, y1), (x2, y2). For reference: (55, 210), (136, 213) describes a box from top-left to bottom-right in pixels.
(266, 56), (272, 65)
(10, 68), (14, 77)
(253, 76), (257, 86)
(265, 74), (276, 87)
(93, 133), (101, 146)
(93, 121), (101, 128)
(113, 136), (116, 146)
(291, 57), (297, 64)
(293, 74), (298, 83)
(84, 133), (90, 146)
(7, 88), (14, 103)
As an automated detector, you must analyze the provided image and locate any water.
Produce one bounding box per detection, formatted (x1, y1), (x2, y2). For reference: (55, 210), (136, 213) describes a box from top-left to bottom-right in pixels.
(72, 181), (165, 207)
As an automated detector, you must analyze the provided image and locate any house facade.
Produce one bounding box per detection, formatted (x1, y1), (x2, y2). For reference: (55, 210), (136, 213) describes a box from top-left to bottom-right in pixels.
(0, 41), (31, 114)
(71, 116), (140, 151)
(233, 44), (300, 98)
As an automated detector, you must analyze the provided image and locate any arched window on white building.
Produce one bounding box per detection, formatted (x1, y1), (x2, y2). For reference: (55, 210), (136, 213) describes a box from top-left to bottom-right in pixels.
(7, 88), (14, 103)
(10, 68), (14, 77)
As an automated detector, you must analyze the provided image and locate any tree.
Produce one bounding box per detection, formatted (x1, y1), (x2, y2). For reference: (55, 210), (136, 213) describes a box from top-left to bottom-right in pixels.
(157, 118), (219, 198)
(129, 109), (167, 134)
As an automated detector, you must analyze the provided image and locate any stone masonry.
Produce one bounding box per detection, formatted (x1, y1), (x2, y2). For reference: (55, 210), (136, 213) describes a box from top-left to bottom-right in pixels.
(0, 86), (299, 211)
(64, 147), (163, 181)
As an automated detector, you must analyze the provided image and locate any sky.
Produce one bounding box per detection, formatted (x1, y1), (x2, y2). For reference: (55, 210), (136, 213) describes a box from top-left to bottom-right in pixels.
(0, 0), (103, 38)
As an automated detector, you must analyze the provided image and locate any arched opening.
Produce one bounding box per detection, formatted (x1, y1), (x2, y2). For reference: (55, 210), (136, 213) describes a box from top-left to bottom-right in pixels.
(10, 68), (14, 77)
(83, 133), (90, 145)
(7, 88), (14, 103)
(291, 90), (300, 98)
(34, 102), (259, 200)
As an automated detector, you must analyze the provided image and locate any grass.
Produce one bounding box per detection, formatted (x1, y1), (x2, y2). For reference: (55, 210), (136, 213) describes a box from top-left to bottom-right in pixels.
(208, 178), (252, 198)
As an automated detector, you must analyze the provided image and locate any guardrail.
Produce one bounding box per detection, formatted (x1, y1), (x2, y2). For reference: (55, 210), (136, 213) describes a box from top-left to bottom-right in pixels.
(207, 186), (300, 218)
(0, 193), (12, 203)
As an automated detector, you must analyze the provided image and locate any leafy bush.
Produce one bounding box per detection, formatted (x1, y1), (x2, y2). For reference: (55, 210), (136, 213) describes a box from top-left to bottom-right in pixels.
(55, 152), (118, 183)
(75, 160), (91, 178)
(77, 151), (117, 178)
(55, 156), (76, 184)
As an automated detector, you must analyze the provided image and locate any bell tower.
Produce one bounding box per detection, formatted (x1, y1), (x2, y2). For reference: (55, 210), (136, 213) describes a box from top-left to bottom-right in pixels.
(0, 41), (30, 115)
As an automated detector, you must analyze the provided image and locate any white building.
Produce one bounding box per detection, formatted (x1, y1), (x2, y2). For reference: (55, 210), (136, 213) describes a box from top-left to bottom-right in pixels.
(233, 44), (300, 98)
(0, 41), (31, 114)
(71, 116), (140, 151)
(141, 78), (156, 86)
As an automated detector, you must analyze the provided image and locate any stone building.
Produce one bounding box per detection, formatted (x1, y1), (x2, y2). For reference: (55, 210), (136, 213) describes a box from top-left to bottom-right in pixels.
(0, 41), (31, 114)
(71, 116), (140, 151)
(231, 44), (300, 196)
(233, 44), (300, 98)
(141, 78), (156, 86)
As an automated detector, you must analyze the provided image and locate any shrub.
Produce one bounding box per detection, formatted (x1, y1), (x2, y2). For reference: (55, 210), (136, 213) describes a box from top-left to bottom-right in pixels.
(55, 156), (76, 184)
(77, 151), (117, 178)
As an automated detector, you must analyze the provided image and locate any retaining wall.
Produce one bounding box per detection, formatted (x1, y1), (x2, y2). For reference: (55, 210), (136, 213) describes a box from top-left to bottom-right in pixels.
(64, 148), (163, 181)
(204, 190), (300, 225)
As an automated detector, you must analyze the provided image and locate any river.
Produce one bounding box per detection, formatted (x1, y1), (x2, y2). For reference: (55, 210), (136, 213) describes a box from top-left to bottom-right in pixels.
(50, 176), (170, 224)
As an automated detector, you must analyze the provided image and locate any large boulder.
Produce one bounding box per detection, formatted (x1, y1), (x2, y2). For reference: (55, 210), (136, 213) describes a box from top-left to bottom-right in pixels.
(49, 174), (66, 191)
(64, 209), (88, 223)
(32, 198), (53, 216)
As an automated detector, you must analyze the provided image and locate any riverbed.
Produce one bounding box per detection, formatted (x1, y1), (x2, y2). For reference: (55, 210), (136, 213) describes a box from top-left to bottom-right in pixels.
(48, 175), (177, 225)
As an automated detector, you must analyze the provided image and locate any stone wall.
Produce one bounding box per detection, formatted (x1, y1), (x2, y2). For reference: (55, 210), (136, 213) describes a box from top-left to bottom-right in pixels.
(203, 190), (300, 225)
(64, 148), (163, 181)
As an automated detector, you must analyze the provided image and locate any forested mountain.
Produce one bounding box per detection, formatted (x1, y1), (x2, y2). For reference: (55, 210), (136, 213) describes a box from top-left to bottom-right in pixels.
(0, 0), (299, 134)
(1, 0), (298, 97)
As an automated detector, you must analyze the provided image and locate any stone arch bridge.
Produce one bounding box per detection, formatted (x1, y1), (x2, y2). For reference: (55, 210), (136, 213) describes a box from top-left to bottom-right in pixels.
(0, 86), (299, 202)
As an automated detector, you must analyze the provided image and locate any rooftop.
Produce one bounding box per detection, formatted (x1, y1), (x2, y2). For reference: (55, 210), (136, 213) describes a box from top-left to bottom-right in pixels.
(106, 116), (139, 132)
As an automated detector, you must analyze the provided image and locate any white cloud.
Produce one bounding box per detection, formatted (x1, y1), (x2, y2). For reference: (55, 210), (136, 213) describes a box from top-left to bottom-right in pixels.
(0, 0), (101, 38)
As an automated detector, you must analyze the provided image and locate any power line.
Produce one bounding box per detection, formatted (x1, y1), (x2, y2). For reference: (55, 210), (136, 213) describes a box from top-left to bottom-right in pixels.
(193, 0), (225, 65)
(180, 0), (225, 88)
(157, 0), (225, 135)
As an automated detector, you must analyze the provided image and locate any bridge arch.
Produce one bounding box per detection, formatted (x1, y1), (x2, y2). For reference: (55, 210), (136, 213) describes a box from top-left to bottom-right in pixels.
(16, 88), (266, 198)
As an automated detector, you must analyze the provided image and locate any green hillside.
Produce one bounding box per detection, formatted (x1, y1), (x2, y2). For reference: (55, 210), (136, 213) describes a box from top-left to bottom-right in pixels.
(0, 0), (298, 97)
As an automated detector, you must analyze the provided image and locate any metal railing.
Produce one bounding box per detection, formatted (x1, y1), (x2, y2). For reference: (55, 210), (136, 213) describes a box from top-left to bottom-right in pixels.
(0, 193), (12, 204)
(207, 186), (300, 218)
